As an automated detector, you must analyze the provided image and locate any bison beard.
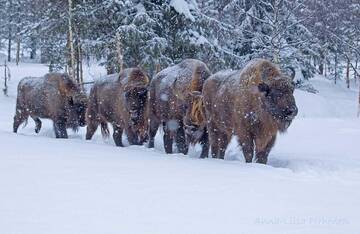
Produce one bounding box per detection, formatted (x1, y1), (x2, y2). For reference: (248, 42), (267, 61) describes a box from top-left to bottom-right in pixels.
(13, 73), (87, 138)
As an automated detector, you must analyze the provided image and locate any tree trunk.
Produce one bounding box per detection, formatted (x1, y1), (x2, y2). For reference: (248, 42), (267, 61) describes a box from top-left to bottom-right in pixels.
(355, 59), (358, 84)
(75, 38), (80, 84)
(324, 60), (327, 77)
(346, 58), (350, 88)
(3, 60), (8, 96)
(116, 32), (124, 73)
(358, 84), (360, 117)
(68, 0), (76, 81)
(319, 63), (324, 75)
(156, 62), (161, 74)
(106, 55), (115, 75)
(334, 53), (338, 84)
(40, 46), (47, 64)
(16, 39), (20, 65)
(30, 37), (36, 60)
(7, 29), (12, 62)
(78, 43), (83, 84)
(319, 53), (324, 75)
(7, 0), (12, 62)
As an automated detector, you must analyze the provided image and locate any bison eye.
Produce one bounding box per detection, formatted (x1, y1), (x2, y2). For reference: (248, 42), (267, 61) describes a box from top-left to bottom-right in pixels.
(258, 83), (270, 95)
(138, 89), (147, 97)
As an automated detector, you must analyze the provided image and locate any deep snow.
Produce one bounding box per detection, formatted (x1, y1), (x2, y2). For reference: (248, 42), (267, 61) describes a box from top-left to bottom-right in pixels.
(0, 62), (359, 234)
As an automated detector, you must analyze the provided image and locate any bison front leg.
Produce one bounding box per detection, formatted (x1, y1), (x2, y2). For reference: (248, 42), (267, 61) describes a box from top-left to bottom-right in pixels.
(113, 125), (124, 147)
(238, 135), (254, 163)
(217, 132), (230, 160)
(13, 110), (29, 133)
(138, 129), (148, 145)
(86, 121), (99, 140)
(53, 118), (68, 138)
(208, 125), (229, 159)
(126, 127), (140, 145)
(162, 122), (173, 154)
(210, 133), (229, 159)
(148, 117), (160, 148)
(208, 124), (220, 158)
(32, 117), (42, 134)
(199, 130), (209, 158)
(254, 135), (276, 164)
(175, 122), (188, 155)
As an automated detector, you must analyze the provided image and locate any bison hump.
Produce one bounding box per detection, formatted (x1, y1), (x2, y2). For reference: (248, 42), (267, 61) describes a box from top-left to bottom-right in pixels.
(239, 59), (281, 86)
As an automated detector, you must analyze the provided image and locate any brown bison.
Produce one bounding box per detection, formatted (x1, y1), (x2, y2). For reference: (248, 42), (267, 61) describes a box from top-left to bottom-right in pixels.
(148, 59), (211, 157)
(185, 59), (298, 163)
(13, 73), (87, 138)
(86, 68), (149, 146)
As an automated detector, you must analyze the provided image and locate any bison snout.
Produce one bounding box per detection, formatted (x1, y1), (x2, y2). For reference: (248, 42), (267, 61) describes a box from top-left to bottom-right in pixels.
(284, 106), (298, 119)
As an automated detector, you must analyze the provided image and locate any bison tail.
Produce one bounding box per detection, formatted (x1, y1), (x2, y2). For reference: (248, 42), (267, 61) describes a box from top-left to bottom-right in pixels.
(100, 122), (110, 138)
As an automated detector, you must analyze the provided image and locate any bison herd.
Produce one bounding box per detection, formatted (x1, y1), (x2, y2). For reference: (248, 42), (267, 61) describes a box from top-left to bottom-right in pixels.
(13, 58), (298, 164)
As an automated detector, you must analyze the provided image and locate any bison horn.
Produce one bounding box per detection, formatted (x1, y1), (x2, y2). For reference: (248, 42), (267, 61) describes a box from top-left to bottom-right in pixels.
(190, 91), (202, 97)
(285, 66), (296, 80)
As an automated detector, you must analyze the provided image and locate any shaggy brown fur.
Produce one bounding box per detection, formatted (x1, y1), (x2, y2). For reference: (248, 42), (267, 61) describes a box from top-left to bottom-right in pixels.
(13, 73), (87, 138)
(148, 59), (211, 157)
(187, 59), (298, 163)
(86, 68), (149, 146)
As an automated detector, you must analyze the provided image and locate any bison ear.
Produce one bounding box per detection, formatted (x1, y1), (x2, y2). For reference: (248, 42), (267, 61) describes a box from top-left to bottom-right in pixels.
(258, 83), (270, 95)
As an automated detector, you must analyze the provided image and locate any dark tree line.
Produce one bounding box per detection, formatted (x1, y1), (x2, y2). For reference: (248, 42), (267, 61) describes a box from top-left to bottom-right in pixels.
(0, 0), (359, 84)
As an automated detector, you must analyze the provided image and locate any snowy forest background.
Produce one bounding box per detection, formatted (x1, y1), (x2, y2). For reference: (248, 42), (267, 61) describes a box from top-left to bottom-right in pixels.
(0, 0), (359, 86)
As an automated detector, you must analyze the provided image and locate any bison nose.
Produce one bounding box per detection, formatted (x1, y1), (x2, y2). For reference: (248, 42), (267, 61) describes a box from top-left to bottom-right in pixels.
(285, 106), (298, 118)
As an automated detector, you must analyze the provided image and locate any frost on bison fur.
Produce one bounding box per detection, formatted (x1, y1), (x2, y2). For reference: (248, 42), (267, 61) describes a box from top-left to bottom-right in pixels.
(187, 59), (298, 163)
(148, 59), (211, 157)
(86, 68), (149, 147)
(13, 73), (87, 138)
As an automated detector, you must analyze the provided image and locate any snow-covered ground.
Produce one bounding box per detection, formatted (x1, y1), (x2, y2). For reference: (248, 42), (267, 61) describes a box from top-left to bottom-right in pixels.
(0, 63), (359, 234)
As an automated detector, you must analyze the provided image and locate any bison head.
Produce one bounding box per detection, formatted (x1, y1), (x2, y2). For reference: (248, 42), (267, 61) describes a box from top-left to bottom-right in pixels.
(124, 86), (148, 126)
(258, 76), (298, 132)
(183, 91), (207, 144)
(67, 92), (88, 129)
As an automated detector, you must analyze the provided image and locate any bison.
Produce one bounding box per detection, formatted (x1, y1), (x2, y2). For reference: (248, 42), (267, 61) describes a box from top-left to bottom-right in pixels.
(185, 59), (298, 163)
(13, 73), (87, 138)
(148, 59), (211, 157)
(86, 68), (149, 146)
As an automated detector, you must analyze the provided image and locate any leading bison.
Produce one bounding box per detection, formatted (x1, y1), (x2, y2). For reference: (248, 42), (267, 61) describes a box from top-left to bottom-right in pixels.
(13, 73), (87, 138)
(185, 59), (298, 163)
(86, 68), (149, 146)
(148, 59), (211, 157)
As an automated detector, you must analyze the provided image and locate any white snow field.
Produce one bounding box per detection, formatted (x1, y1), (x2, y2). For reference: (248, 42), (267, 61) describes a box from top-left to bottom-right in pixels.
(0, 63), (359, 234)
